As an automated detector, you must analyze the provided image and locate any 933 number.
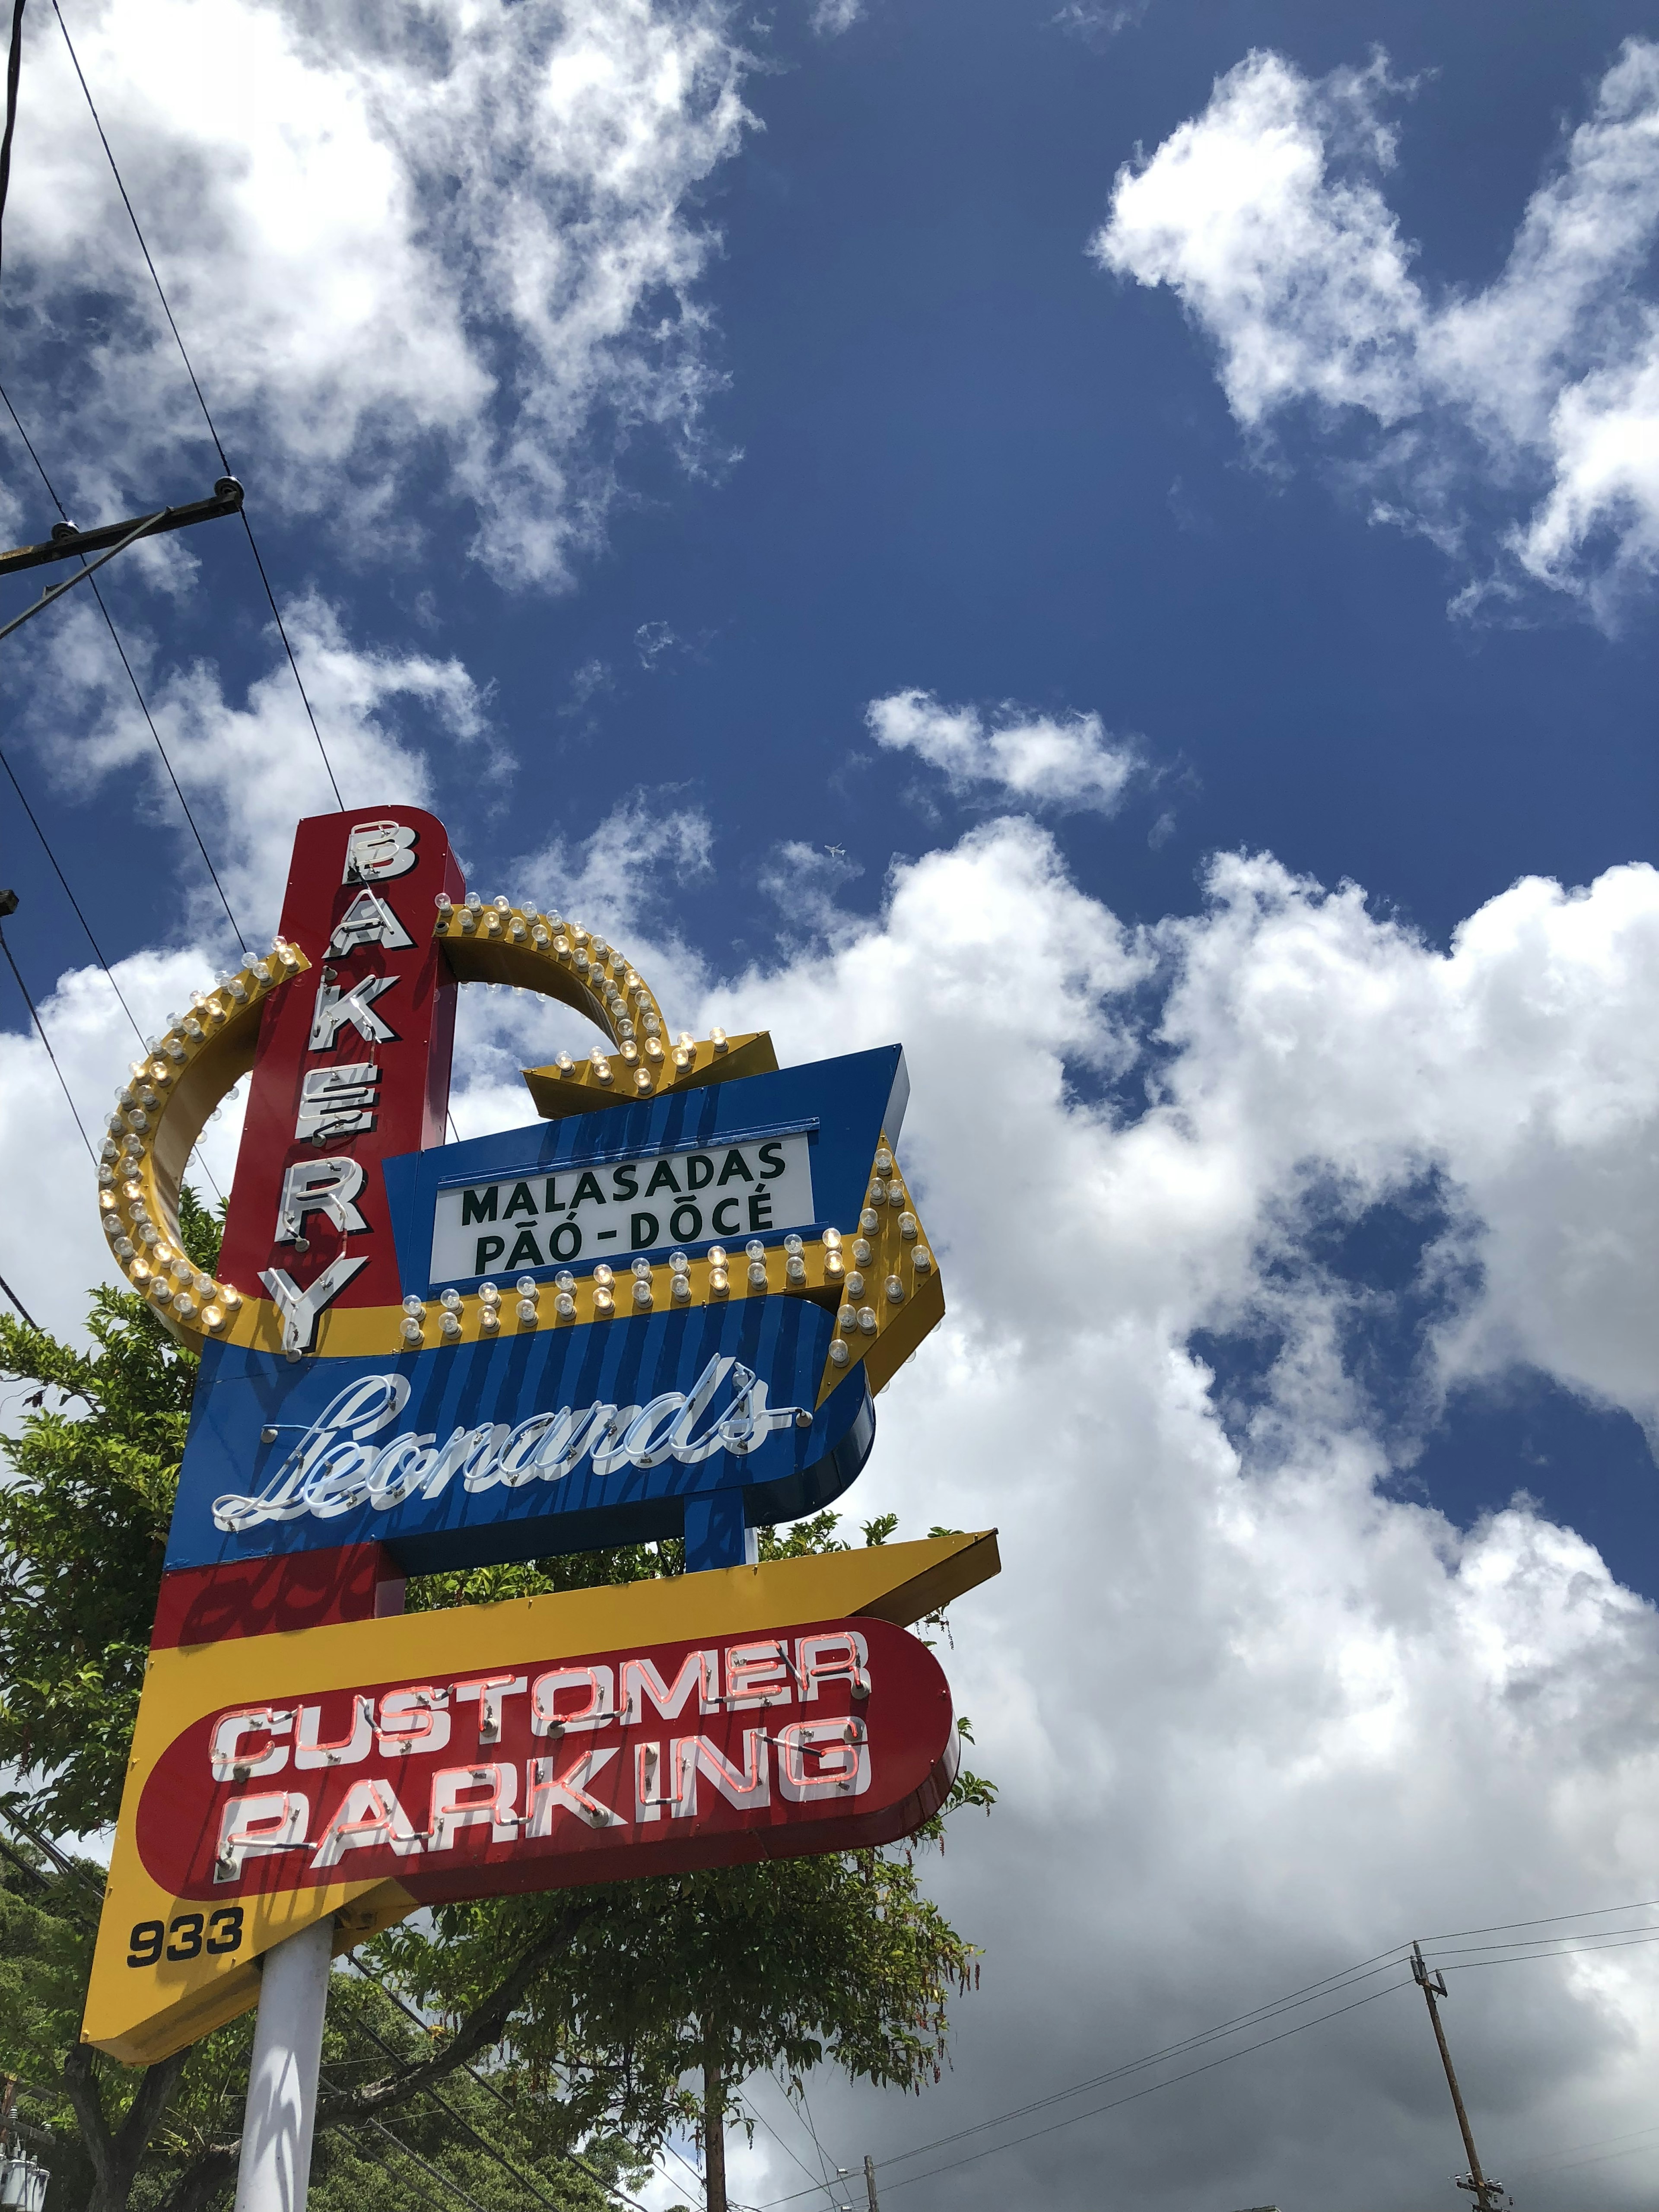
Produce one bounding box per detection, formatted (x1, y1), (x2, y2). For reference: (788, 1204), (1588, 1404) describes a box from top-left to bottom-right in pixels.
(127, 1906), (243, 1967)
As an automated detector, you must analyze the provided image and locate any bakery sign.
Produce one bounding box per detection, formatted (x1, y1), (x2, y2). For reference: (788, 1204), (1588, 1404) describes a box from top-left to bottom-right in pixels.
(81, 803), (997, 2071)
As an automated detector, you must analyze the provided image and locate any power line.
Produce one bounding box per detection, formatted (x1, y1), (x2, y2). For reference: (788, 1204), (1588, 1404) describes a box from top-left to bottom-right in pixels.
(51, 0), (345, 814)
(0, 922), (95, 1162)
(0, 381), (250, 956)
(756, 1892), (1659, 2209)
(344, 1955), (676, 2212)
(0, 0), (25, 290)
(338, 2006), (591, 2212)
(0, 745), (144, 1050)
(867, 1980), (1411, 2203)
(740, 2091), (845, 2210)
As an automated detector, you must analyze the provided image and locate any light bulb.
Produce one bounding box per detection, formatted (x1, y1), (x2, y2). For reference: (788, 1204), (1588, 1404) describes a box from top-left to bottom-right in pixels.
(553, 1292), (575, 1320)
(593, 1265), (614, 1288)
(518, 1276), (539, 1297)
(858, 1306), (877, 1334)
(520, 1298), (541, 1322)
(829, 1340), (851, 1367)
(479, 1280), (500, 1304)
(402, 1294), (426, 1317)
(912, 1246), (933, 1274)
(885, 1276), (905, 1303)
(439, 1287), (461, 1310)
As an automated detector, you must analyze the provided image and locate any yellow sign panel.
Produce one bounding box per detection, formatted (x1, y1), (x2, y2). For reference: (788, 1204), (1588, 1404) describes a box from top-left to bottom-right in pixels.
(86, 1532), (999, 2065)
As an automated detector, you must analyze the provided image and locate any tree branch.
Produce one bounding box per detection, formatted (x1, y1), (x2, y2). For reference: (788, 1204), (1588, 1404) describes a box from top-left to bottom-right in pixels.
(61, 2041), (191, 2212)
(156, 1904), (594, 2212)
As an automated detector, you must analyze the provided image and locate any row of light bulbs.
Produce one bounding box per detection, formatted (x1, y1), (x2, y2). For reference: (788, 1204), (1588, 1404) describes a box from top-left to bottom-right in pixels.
(435, 896), (669, 1070)
(397, 1224), (934, 1350)
(95, 938), (306, 1333)
(433, 895), (745, 1099)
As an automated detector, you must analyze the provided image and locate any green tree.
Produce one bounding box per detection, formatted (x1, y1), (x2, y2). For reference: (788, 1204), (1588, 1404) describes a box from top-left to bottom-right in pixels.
(0, 1222), (994, 2212)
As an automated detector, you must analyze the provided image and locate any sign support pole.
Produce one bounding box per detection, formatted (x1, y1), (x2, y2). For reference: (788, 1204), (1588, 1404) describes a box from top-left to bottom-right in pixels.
(232, 1918), (334, 2212)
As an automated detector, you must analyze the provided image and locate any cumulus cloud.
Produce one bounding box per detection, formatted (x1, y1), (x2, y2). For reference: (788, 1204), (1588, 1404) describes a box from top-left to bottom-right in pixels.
(688, 825), (1659, 2209)
(868, 689), (1138, 810)
(15, 592), (491, 942)
(10, 803), (1659, 2207)
(4, 0), (752, 585)
(1094, 40), (1659, 620)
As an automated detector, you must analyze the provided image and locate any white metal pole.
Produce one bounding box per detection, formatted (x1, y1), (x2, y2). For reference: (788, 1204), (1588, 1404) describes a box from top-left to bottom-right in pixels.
(233, 1917), (334, 2212)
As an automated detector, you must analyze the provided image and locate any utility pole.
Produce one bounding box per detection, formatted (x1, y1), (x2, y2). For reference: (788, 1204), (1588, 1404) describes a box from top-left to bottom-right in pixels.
(1411, 1942), (1509, 2212)
(863, 2152), (880, 2211)
(0, 478), (243, 646)
(702, 2044), (728, 2212)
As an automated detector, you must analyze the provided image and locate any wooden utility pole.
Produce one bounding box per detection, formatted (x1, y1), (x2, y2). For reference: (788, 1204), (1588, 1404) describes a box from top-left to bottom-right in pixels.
(703, 2046), (728, 2212)
(1411, 1942), (1508, 2212)
(863, 2152), (880, 2210)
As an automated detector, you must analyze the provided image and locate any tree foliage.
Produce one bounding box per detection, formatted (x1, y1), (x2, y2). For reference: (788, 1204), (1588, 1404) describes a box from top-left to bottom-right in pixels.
(0, 1219), (994, 2211)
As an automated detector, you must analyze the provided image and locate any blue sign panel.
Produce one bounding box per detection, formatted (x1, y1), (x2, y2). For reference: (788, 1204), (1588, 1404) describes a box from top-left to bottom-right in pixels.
(163, 1049), (908, 1576)
(164, 1302), (874, 1576)
(381, 1045), (909, 1294)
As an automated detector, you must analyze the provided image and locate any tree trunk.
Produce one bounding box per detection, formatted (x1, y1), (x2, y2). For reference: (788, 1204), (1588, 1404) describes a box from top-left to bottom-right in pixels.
(702, 2049), (728, 2212)
(61, 2042), (189, 2212)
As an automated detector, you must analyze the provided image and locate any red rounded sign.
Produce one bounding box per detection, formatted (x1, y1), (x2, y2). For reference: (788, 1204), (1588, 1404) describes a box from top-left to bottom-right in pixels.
(136, 1615), (956, 1904)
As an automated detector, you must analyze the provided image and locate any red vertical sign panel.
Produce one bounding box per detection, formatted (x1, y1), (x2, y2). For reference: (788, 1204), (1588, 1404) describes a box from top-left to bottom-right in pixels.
(216, 809), (464, 1333)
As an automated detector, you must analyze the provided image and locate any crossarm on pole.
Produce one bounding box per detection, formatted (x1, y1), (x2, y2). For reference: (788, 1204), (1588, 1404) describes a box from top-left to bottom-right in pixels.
(0, 474), (242, 578)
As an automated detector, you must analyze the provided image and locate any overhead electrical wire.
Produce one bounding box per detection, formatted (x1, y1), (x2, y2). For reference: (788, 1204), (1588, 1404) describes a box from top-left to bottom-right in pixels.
(51, 0), (346, 814)
(0, 379), (251, 960)
(345, 1955), (682, 2212)
(0, 0), (25, 280)
(756, 1893), (1659, 2208)
(0, 924), (95, 1163)
(339, 2005), (612, 2212)
(738, 2090), (846, 2211)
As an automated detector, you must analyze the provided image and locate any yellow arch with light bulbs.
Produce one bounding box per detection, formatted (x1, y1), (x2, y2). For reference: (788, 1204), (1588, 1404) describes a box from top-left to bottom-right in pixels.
(95, 902), (944, 1406)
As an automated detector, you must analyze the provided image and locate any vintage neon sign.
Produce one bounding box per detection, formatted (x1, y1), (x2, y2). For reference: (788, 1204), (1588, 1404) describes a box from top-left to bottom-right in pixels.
(100, 808), (941, 1573)
(83, 802), (992, 2078)
(137, 1614), (953, 1902)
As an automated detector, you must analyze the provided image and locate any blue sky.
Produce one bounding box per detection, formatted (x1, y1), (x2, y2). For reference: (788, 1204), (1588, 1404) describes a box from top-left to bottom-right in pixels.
(5, 2), (1659, 2208)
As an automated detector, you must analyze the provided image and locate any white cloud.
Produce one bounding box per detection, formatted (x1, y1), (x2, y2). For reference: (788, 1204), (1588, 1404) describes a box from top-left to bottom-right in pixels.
(10, 801), (1659, 2205)
(687, 822), (1659, 2208)
(6, 0), (753, 585)
(1094, 40), (1659, 620)
(17, 592), (490, 943)
(868, 689), (1138, 810)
